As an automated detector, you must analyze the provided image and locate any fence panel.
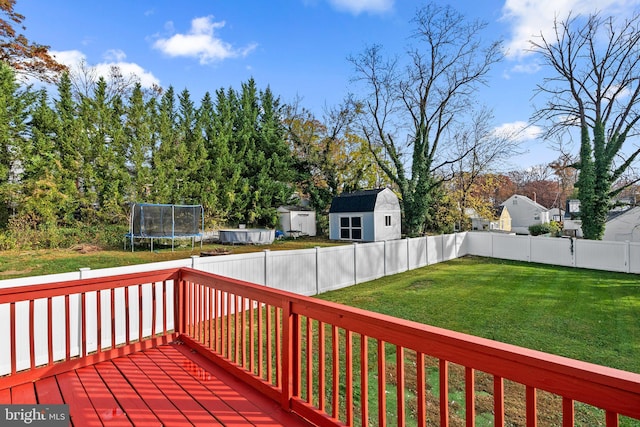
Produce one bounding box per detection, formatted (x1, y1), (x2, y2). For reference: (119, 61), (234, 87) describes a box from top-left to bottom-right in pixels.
(408, 236), (428, 269)
(385, 239), (409, 275)
(464, 232), (493, 257)
(492, 234), (530, 261)
(530, 236), (574, 267)
(355, 242), (385, 283)
(630, 243), (640, 274)
(575, 239), (628, 272)
(266, 248), (317, 295)
(427, 235), (443, 264)
(442, 233), (460, 261)
(196, 252), (267, 284)
(317, 245), (356, 293)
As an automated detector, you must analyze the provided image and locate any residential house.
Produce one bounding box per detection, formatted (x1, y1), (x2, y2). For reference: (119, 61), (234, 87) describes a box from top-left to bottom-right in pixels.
(603, 206), (640, 242)
(466, 206), (512, 232)
(501, 194), (550, 235)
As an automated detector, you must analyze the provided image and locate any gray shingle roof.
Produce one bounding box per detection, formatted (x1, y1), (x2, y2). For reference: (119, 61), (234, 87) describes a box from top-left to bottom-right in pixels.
(329, 189), (385, 213)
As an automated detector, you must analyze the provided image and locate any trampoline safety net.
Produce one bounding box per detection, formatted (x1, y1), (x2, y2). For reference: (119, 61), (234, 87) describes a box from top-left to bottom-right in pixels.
(127, 203), (203, 251)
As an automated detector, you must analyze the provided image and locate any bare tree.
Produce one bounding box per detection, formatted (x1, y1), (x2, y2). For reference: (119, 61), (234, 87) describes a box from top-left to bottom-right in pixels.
(448, 107), (524, 226)
(531, 11), (640, 239)
(349, 3), (503, 235)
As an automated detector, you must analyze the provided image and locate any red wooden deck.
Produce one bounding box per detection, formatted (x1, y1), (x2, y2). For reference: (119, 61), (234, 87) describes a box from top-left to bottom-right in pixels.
(1, 267), (640, 426)
(2, 341), (313, 427)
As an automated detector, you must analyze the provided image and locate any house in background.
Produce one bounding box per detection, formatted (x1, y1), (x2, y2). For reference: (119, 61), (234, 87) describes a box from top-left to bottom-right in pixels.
(277, 206), (317, 238)
(328, 188), (401, 242)
(564, 199), (583, 238)
(466, 206), (512, 232)
(548, 207), (565, 222)
(603, 206), (640, 242)
(501, 194), (550, 235)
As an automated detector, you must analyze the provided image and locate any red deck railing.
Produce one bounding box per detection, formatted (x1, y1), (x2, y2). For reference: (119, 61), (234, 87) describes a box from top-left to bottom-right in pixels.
(177, 268), (640, 427)
(0, 269), (180, 389)
(1, 267), (640, 426)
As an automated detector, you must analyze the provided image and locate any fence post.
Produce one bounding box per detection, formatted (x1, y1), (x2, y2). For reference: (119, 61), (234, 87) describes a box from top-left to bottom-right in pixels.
(353, 243), (358, 285)
(425, 236), (430, 266)
(454, 233), (458, 259)
(406, 238), (411, 271)
(315, 246), (320, 295)
(190, 255), (199, 269)
(79, 268), (91, 280)
(263, 250), (270, 287)
(626, 241), (631, 273)
(383, 240), (387, 276)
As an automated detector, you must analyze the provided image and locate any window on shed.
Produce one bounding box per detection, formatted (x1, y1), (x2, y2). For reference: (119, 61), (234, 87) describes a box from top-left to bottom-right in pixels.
(339, 216), (363, 240)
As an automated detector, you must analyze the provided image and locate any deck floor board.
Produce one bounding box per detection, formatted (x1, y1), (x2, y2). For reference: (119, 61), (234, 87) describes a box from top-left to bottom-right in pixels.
(1, 342), (313, 427)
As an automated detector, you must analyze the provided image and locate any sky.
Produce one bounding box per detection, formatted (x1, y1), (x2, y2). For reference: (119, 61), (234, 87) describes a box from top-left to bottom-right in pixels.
(14, 0), (640, 170)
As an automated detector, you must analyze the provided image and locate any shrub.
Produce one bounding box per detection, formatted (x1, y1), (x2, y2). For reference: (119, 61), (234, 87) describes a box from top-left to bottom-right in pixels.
(529, 221), (561, 236)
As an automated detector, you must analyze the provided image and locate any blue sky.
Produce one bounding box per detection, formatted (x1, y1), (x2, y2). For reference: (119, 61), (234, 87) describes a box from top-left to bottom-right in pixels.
(15, 0), (640, 170)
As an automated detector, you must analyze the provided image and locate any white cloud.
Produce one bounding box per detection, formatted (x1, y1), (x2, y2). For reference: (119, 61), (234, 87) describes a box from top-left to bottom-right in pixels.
(103, 49), (127, 62)
(51, 49), (161, 89)
(494, 121), (542, 142)
(328, 0), (394, 15)
(50, 49), (86, 67)
(153, 15), (257, 64)
(500, 0), (640, 59)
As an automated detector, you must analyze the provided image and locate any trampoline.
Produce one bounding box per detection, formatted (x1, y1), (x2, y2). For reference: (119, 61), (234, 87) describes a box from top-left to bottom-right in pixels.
(125, 203), (204, 252)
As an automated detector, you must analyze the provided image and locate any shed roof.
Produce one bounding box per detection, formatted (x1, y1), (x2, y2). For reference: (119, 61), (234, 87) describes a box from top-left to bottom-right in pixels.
(329, 189), (385, 213)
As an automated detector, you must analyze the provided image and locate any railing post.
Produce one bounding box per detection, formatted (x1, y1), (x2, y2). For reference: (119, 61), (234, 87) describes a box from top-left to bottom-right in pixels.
(174, 270), (185, 335)
(281, 298), (297, 411)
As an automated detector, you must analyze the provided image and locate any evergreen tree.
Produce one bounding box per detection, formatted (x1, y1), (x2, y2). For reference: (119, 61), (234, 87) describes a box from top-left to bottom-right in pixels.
(124, 83), (155, 203)
(199, 91), (240, 225)
(152, 86), (179, 203)
(21, 89), (67, 227)
(175, 88), (206, 204)
(0, 63), (33, 227)
(53, 72), (84, 224)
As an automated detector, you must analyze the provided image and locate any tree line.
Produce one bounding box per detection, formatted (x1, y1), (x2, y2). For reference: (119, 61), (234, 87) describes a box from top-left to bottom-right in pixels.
(0, 66), (301, 241)
(3, 1), (640, 247)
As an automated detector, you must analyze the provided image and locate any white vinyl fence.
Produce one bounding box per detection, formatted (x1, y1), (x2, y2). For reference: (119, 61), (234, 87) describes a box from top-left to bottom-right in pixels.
(3, 231), (639, 374)
(465, 232), (640, 273)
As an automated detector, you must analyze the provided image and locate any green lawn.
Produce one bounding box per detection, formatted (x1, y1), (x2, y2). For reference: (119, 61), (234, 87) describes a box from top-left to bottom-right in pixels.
(317, 255), (640, 374)
(0, 236), (343, 280)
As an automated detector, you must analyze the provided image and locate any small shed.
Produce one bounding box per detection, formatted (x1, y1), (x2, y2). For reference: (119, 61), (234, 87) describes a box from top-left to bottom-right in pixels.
(277, 206), (317, 237)
(328, 188), (401, 242)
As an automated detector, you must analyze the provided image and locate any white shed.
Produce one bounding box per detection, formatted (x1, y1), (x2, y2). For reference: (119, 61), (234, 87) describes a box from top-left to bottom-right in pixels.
(328, 188), (401, 242)
(277, 206), (317, 237)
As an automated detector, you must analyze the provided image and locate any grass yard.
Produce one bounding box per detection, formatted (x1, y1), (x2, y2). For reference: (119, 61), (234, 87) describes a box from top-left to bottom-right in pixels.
(0, 236), (343, 280)
(317, 255), (640, 373)
(315, 255), (640, 426)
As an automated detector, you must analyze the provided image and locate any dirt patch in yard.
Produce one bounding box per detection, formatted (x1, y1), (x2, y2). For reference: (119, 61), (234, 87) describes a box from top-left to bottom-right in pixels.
(70, 244), (102, 254)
